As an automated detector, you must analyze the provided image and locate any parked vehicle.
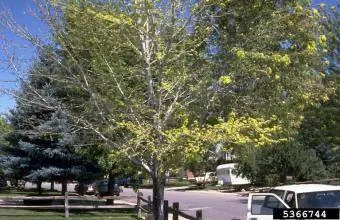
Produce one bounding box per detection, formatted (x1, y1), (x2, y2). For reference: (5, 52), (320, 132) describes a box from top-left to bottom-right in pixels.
(74, 183), (95, 195)
(216, 163), (250, 186)
(93, 179), (122, 196)
(247, 184), (340, 220)
(195, 172), (217, 185)
(116, 177), (131, 187)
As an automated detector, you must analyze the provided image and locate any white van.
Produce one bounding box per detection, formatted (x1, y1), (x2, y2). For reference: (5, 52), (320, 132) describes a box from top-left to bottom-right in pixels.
(216, 163), (250, 185)
(247, 184), (340, 220)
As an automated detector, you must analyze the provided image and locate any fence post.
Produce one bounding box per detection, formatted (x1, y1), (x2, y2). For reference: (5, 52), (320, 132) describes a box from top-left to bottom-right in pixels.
(137, 192), (142, 219)
(147, 195), (152, 212)
(64, 191), (69, 218)
(173, 202), (179, 220)
(196, 210), (202, 220)
(164, 200), (168, 220)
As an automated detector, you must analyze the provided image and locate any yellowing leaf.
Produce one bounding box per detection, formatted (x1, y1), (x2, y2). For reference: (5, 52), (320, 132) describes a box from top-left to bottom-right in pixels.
(236, 50), (246, 60)
(218, 76), (232, 86)
(318, 35), (327, 46)
(296, 4), (303, 12)
(306, 41), (316, 52)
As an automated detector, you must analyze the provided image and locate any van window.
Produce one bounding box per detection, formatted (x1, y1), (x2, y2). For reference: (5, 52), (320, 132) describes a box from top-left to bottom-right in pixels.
(251, 195), (286, 215)
(297, 190), (340, 208)
(269, 189), (285, 199)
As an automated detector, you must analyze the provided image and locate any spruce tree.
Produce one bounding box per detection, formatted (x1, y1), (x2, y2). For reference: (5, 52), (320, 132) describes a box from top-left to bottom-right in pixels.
(1, 48), (101, 194)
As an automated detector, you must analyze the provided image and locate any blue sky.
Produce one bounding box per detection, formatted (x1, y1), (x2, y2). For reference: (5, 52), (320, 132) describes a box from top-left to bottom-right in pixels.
(0, 0), (338, 114)
(0, 0), (50, 114)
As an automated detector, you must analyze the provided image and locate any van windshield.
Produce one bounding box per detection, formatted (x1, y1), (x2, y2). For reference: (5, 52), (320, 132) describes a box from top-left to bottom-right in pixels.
(297, 190), (340, 208)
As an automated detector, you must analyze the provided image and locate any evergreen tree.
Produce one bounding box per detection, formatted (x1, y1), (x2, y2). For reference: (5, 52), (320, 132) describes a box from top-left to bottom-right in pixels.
(1, 49), (101, 194)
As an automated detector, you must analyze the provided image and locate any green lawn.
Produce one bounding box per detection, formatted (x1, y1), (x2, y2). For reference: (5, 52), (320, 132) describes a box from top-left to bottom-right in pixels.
(0, 208), (136, 220)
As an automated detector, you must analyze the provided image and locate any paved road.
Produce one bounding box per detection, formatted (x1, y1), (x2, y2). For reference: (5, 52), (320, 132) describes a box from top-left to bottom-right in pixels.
(121, 188), (247, 220)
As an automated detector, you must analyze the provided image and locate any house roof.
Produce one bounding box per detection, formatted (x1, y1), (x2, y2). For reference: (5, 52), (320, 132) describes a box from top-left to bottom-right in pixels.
(274, 184), (340, 194)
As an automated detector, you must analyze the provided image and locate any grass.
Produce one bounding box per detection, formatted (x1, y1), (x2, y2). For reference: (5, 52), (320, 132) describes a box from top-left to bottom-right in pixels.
(0, 208), (136, 220)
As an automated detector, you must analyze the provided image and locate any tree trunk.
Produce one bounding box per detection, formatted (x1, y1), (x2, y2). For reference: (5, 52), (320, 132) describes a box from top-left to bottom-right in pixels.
(279, 173), (287, 184)
(106, 173), (115, 205)
(152, 172), (166, 220)
(50, 181), (54, 191)
(37, 181), (42, 195)
(78, 181), (85, 196)
(61, 179), (67, 195)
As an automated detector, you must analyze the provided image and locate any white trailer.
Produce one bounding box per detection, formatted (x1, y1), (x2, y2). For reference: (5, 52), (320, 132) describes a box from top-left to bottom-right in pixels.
(216, 163), (250, 185)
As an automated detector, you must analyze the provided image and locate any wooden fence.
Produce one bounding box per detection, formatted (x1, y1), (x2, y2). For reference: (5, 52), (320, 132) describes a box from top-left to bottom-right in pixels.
(63, 192), (135, 217)
(0, 192), (134, 218)
(137, 192), (202, 220)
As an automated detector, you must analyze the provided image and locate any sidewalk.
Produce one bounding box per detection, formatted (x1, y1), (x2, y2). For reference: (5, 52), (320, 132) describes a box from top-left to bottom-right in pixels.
(165, 185), (196, 191)
(165, 186), (242, 196)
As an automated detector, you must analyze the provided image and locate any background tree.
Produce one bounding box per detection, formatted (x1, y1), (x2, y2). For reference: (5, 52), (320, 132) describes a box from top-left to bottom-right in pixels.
(298, 3), (339, 177)
(1, 48), (101, 194)
(203, 0), (336, 184)
(235, 142), (328, 185)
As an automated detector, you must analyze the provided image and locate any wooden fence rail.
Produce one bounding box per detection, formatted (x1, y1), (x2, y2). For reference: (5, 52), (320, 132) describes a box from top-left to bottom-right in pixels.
(0, 193), (134, 218)
(137, 192), (202, 220)
(63, 192), (128, 218)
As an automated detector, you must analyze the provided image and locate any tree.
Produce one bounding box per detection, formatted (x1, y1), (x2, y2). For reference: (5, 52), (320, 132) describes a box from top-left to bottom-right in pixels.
(213, 0), (332, 126)
(51, 2), (216, 218)
(1, 49), (101, 194)
(298, 3), (339, 177)
(235, 141), (328, 185)
(299, 82), (340, 176)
